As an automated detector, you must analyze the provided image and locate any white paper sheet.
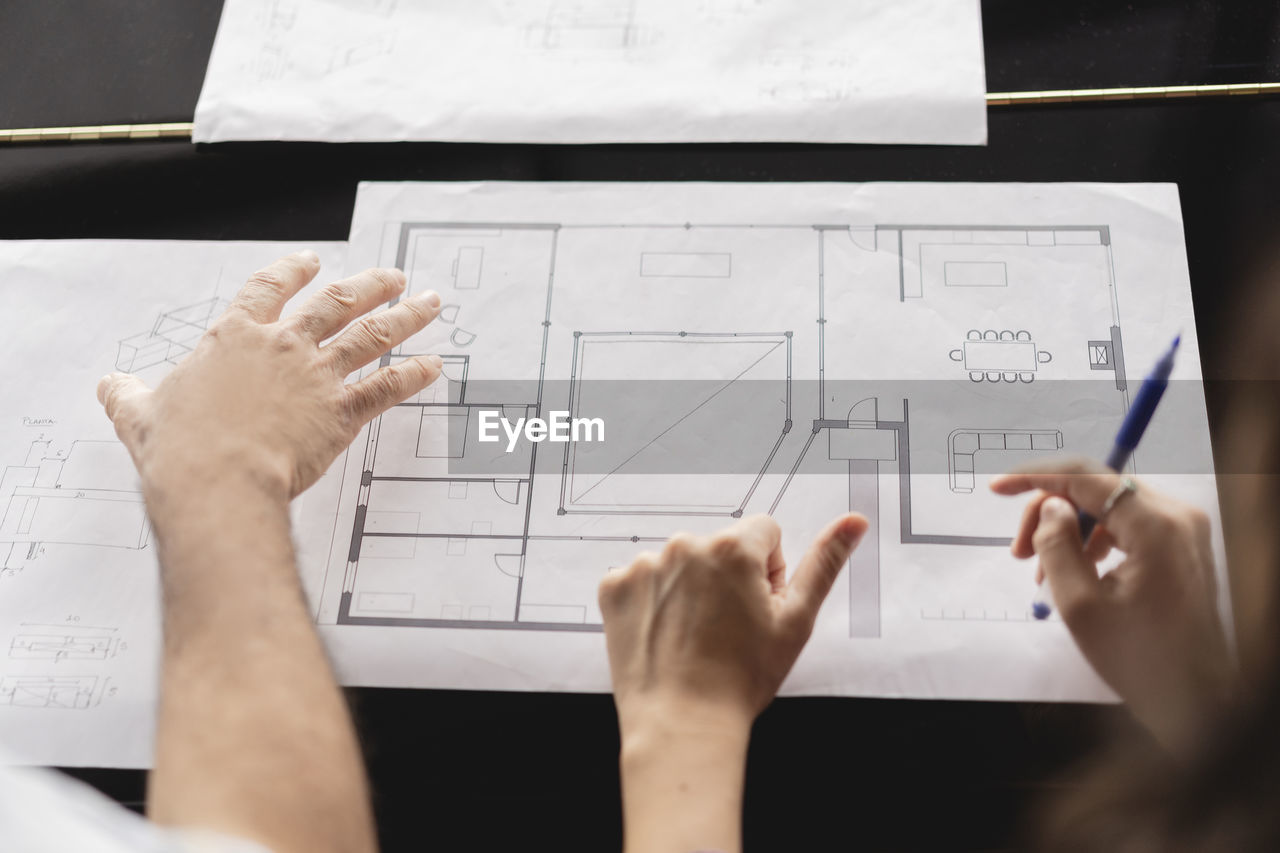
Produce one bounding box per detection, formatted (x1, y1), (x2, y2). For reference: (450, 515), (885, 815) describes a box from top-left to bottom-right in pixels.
(194, 0), (988, 145)
(297, 181), (1226, 704)
(0, 240), (346, 768)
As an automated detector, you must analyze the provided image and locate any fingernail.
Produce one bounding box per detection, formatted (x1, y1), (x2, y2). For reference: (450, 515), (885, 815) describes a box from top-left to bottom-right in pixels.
(422, 291), (441, 309)
(297, 249), (319, 264)
(836, 514), (864, 546)
(427, 354), (444, 369)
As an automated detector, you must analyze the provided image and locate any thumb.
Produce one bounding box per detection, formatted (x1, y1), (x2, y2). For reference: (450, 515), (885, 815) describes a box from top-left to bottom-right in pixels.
(96, 372), (152, 442)
(783, 513), (868, 632)
(1032, 496), (1100, 621)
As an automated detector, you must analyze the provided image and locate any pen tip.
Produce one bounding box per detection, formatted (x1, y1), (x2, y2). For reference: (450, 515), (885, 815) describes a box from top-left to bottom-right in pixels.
(1172, 333), (1181, 349)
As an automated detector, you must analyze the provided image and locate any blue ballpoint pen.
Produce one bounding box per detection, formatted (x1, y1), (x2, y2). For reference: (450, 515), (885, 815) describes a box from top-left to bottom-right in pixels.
(1031, 333), (1181, 620)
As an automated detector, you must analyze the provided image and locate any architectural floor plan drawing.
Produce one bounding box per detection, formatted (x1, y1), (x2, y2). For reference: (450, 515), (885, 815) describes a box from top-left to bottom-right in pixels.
(316, 222), (1126, 637)
(301, 182), (1222, 702)
(0, 191), (1222, 766)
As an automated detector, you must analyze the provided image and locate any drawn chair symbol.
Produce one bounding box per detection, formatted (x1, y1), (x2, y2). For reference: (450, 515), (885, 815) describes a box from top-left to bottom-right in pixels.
(949, 348), (964, 362)
(1037, 351), (1053, 364)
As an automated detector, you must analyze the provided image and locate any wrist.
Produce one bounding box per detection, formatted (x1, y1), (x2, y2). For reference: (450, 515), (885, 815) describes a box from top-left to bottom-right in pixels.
(141, 460), (292, 543)
(620, 722), (751, 781)
(618, 692), (754, 757)
(139, 450), (292, 518)
(143, 460), (298, 597)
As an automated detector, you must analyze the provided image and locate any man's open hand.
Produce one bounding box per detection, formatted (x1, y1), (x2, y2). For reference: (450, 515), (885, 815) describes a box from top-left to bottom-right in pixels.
(97, 251), (443, 501)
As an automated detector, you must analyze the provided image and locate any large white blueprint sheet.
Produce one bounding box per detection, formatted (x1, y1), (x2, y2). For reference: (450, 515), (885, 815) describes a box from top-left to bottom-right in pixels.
(0, 240), (346, 768)
(194, 0), (988, 144)
(297, 181), (1225, 703)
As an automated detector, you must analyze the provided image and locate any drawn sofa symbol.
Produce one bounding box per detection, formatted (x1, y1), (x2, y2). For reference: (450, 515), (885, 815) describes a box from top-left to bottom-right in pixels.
(947, 428), (1063, 493)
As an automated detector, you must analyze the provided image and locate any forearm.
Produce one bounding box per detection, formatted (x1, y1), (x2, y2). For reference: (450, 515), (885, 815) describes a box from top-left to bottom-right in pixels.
(619, 702), (751, 853)
(145, 468), (376, 853)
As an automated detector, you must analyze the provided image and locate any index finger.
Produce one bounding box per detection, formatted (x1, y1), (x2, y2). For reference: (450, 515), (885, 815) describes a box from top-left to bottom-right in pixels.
(229, 251), (321, 323)
(714, 514), (785, 586)
(989, 458), (1123, 518)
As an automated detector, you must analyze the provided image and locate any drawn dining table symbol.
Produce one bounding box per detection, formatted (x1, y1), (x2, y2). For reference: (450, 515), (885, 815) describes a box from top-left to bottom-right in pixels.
(953, 330), (1051, 382)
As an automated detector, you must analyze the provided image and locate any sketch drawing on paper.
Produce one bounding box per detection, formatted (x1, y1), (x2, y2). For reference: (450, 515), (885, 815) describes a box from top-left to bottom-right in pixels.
(527, 0), (639, 50)
(247, 0), (398, 83)
(313, 219), (1130, 640)
(9, 624), (121, 663)
(116, 297), (229, 374)
(0, 675), (107, 710)
(0, 440), (148, 573)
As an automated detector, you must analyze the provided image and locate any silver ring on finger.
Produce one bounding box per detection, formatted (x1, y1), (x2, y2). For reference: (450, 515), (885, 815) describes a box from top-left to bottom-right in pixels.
(1100, 476), (1138, 521)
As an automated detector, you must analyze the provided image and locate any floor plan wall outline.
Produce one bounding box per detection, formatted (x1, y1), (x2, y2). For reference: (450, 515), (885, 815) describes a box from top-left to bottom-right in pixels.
(315, 218), (1132, 640)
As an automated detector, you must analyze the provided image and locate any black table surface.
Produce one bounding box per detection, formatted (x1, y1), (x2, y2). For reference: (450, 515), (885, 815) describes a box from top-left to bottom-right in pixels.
(2, 2), (1279, 851)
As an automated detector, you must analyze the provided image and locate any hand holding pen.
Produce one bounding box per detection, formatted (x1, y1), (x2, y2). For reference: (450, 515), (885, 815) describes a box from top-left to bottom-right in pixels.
(987, 334), (1235, 751)
(990, 458), (1233, 754)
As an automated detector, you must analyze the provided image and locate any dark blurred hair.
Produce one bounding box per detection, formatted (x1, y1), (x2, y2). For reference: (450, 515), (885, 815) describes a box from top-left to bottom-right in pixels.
(1033, 251), (1280, 853)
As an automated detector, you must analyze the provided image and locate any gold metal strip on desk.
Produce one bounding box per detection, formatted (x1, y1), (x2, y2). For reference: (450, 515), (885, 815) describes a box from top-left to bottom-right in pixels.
(0, 122), (193, 144)
(0, 82), (1277, 143)
(986, 82), (1280, 105)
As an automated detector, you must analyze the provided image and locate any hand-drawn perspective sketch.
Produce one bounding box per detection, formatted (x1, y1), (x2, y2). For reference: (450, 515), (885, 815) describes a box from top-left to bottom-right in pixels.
(304, 182), (1221, 703)
(116, 298), (230, 376)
